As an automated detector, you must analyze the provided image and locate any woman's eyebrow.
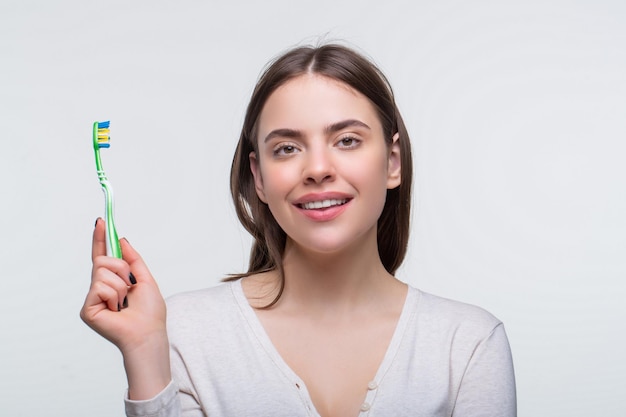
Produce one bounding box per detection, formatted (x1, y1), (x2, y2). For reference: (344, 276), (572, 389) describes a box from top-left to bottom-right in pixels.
(263, 128), (303, 143)
(325, 119), (371, 134)
(263, 119), (370, 143)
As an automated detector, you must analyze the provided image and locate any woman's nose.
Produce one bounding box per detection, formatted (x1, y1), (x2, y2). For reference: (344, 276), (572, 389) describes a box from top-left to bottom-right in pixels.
(303, 145), (335, 184)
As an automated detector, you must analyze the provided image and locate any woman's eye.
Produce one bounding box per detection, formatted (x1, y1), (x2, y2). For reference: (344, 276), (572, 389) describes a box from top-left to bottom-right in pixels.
(337, 136), (360, 148)
(273, 143), (299, 156)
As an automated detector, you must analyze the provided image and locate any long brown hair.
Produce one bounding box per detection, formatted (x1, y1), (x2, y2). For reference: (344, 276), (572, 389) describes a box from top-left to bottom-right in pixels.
(227, 44), (413, 307)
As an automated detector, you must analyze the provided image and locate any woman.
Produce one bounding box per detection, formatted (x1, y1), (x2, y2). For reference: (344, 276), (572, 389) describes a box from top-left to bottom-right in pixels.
(81, 43), (516, 417)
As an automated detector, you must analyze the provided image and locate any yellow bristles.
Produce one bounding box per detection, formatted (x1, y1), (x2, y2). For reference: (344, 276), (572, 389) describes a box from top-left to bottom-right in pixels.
(98, 130), (110, 142)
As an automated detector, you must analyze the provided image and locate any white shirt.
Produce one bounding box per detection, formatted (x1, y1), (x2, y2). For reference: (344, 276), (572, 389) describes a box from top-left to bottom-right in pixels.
(126, 280), (516, 417)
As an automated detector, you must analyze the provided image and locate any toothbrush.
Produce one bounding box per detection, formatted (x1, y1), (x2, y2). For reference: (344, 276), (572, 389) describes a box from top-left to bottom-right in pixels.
(92, 120), (122, 259)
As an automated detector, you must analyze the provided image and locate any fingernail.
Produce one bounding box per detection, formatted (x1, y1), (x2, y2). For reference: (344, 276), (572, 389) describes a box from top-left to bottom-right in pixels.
(122, 296), (128, 309)
(94, 218), (99, 228)
(129, 272), (137, 285)
(117, 302), (121, 312)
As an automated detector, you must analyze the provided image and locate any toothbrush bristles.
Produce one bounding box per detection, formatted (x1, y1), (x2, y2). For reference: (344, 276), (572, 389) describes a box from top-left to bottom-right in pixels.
(97, 120), (111, 148)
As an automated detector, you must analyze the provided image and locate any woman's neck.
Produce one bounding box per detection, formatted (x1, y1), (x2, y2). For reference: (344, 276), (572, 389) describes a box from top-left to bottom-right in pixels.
(276, 234), (402, 317)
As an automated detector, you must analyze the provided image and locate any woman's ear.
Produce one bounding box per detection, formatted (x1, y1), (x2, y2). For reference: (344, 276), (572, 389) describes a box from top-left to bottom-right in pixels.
(249, 152), (268, 203)
(387, 133), (401, 189)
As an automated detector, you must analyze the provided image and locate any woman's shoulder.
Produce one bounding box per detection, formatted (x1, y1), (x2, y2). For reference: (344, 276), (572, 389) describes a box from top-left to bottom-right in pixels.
(165, 280), (240, 324)
(167, 279), (234, 301)
(411, 287), (504, 338)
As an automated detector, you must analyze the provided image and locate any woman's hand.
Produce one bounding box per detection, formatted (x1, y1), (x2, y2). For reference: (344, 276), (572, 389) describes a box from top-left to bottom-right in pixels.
(80, 218), (171, 400)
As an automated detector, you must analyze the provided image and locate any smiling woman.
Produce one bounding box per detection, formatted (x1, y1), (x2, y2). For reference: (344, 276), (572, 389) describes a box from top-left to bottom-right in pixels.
(81, 43), (516, 417)
(229, 45), (413, 298)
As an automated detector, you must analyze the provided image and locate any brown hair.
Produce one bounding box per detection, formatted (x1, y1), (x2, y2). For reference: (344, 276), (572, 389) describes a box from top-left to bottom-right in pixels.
(227, 44), (413, 307)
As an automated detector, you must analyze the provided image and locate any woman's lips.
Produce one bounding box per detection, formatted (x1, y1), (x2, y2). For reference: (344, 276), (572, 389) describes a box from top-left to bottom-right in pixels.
(293, 195), (352, 221)
(299, 198), (349, 210)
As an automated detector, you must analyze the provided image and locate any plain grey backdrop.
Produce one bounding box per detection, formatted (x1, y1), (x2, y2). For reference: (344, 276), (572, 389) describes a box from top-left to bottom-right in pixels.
(1, 0), (625, 415)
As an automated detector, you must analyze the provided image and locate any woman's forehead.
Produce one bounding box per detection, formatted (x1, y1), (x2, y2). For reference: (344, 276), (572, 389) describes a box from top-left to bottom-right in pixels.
(257, 74), (380, 133)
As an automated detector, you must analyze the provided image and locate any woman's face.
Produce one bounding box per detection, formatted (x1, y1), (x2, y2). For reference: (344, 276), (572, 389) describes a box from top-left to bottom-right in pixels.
(250, 74), (401, 255)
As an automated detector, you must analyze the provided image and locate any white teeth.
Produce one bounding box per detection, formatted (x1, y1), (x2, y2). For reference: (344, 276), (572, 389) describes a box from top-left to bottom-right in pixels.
(301, 199), (348, 210)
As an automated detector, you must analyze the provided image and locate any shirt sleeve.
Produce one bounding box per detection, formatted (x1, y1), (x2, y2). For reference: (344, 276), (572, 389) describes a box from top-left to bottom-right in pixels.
(452, 323), (517, 417)
(124, 380), (180, 417)
(123, 341), (205, 417)
(123, 380), (204, 417)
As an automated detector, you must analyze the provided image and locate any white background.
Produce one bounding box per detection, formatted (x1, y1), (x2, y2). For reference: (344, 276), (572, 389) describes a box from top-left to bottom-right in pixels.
(1, 0), (625, 415)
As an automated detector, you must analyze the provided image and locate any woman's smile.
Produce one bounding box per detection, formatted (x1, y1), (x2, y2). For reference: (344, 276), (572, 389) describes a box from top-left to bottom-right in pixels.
(292, 192), (353, 221)
(299, 198), (349, 210)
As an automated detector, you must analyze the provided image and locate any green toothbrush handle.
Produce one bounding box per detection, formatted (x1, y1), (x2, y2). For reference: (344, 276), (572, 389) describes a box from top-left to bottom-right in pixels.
(98, 174), (122, 259)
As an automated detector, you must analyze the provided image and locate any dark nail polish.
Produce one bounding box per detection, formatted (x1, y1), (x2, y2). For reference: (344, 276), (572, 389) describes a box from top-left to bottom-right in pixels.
(129, 272), (137, 285)
(94, 218), (99, 228)
(122, 296), (128, 309)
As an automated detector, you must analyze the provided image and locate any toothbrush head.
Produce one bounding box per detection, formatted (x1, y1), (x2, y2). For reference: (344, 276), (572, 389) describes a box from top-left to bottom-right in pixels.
(95, 121), (111, 149)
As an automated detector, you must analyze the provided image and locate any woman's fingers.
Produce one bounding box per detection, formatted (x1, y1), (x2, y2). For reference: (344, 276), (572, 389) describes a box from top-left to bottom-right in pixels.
(92, 219), (145, 288)
(82, 223), (167, 355)
(119, 238), (155, 286)
(83, 220), (134, 327)
(93, 279), (124, 312)
(82, 266), (130, 320)
(92, 218), (107, 260)
(98, 268), (130, 310)
(93, 255), (134, 287)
